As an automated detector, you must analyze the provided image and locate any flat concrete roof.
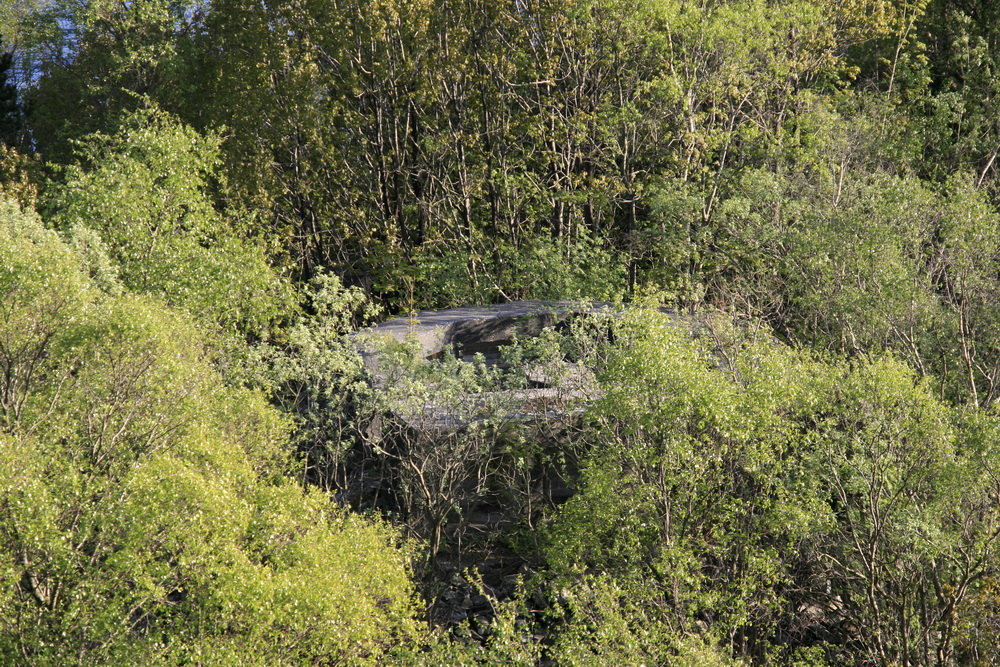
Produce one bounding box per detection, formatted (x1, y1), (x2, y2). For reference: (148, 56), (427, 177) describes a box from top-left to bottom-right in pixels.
(353, 301), (612, 431)
(355, 300), (613, 373)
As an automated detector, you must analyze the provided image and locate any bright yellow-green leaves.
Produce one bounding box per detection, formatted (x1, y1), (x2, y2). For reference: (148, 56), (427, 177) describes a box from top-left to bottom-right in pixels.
(0, 199), (93, 435)
(47, 106), (292, 338)
(539, 309), (1000, 663)
(0, 200), (423, 664)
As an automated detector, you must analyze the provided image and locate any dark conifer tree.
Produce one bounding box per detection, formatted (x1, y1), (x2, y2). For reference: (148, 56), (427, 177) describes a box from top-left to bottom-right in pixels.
(0, 46), (20, 147)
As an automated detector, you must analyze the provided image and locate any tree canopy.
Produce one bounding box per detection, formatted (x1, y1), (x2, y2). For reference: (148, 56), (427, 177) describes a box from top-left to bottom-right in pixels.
(5, 0), (1000, 663)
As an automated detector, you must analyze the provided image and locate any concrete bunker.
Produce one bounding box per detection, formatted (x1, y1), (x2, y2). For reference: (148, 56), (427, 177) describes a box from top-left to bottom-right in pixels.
(355, 300), (610, 431)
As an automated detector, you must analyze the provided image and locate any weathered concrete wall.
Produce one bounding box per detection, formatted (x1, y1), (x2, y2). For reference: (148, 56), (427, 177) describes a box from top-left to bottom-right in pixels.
(353, 300), (722, 432)
(354, 301), (610, 431)
(355, 300), (610, 372)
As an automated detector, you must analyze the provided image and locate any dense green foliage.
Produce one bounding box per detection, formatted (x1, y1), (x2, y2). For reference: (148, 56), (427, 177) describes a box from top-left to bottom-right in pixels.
(0, 202), (422, 663)
(6, 0), (1000, 664)
(46, 107), (292, 337)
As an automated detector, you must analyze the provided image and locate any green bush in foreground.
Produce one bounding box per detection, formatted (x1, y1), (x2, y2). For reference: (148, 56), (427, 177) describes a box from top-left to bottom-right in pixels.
(0, 200), (423, 664)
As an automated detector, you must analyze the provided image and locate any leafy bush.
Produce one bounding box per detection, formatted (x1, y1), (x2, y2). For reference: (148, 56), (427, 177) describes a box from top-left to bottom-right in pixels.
(0, 200), (424, 664)
(46, 105), (294, 338)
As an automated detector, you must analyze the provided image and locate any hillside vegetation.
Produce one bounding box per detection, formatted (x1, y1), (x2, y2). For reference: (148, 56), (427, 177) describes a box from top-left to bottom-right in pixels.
(4, 1), (1000, 664)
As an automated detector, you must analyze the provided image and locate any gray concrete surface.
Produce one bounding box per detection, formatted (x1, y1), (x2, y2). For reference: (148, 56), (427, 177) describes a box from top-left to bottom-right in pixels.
(355, 300), (612, 376)
(354, 301), (612, 431)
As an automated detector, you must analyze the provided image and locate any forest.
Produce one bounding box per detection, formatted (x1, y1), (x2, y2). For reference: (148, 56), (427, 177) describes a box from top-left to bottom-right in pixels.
(3, 0), (1000, 664)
